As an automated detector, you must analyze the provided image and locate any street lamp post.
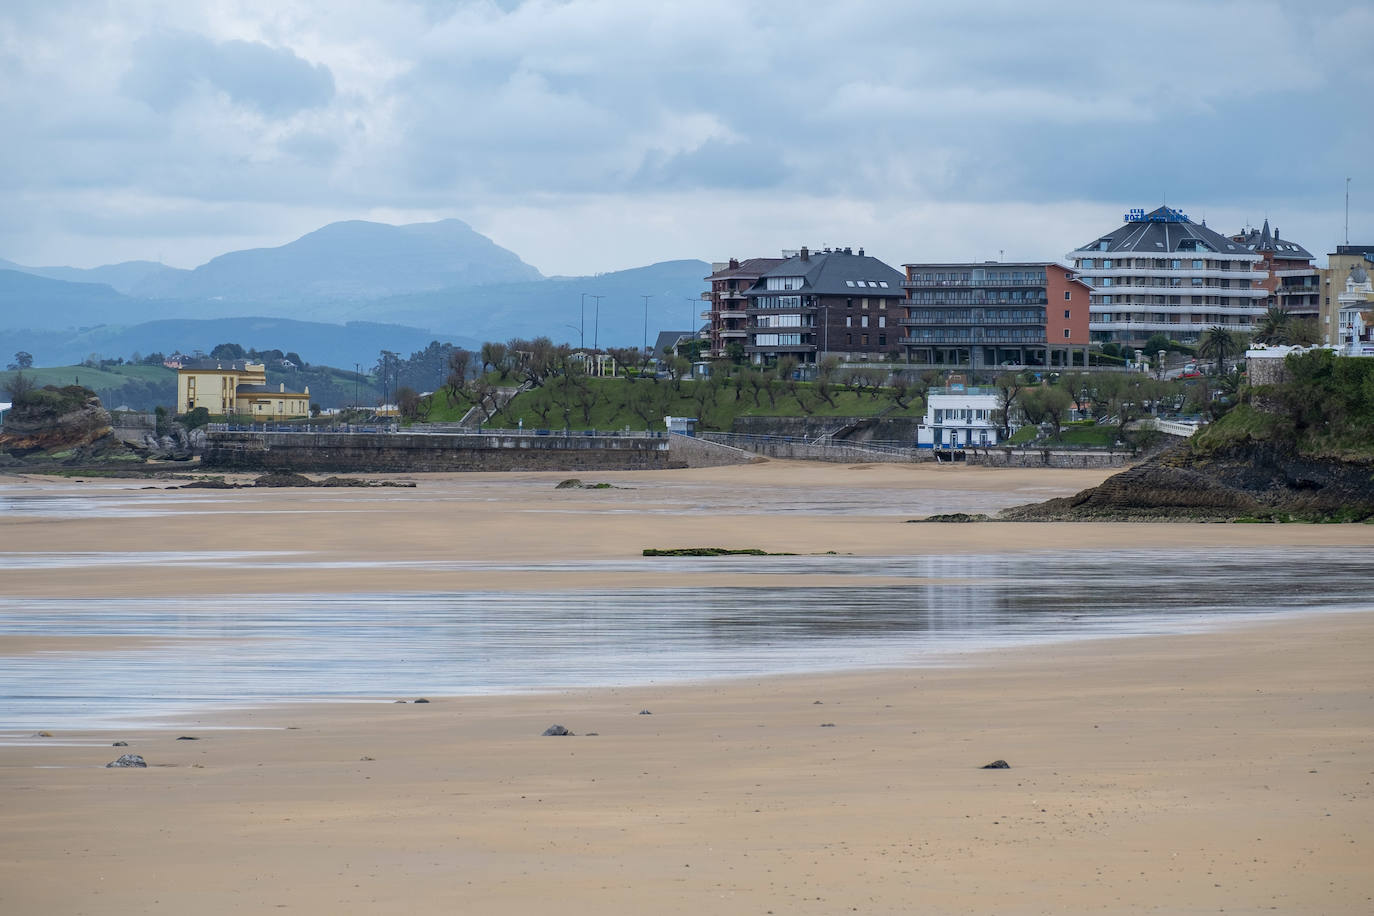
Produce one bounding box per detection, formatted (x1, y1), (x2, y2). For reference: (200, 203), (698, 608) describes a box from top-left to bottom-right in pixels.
(580, 293), (587, 348)
(642, 295), (653, 367)
(590, 295), (605, 350)
(564, 323), (583, 348)
(354, 363), (360, 410)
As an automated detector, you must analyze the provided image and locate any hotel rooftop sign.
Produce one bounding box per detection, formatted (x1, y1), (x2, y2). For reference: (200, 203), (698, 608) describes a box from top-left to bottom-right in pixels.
(1124, 207), (1190, 223)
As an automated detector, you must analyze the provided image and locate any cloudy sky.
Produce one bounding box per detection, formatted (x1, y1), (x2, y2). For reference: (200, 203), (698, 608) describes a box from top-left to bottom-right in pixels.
(2, 0), (1371, 275)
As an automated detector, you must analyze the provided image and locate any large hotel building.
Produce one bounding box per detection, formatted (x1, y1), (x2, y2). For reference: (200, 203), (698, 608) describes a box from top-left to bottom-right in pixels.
(1069, 207), (1268, 347)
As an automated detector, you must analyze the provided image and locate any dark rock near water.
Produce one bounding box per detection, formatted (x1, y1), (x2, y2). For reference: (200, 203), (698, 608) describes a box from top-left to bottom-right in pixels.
(106, 754), (147, 768)
(112, 740), (128, 747)
(413, 698), (430, 704)
(982, 759), (1011, 769)
(253, 471), (315, 488)
(1001, 442), (1374, 522)
(542, 725), (572, 736)
(180, 478), (233, 489)
(176, 735), (199, 740)
(555, 478), (584, 489)
(638, 709), (652, 715)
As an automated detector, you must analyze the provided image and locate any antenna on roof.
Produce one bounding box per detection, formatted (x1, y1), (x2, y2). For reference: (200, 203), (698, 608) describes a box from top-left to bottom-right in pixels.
(1347, 177), (1352, 245)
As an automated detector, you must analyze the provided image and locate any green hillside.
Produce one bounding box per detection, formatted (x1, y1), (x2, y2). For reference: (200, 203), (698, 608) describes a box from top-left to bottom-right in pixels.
(1, 364), (175, 412)
(421, 376), (924, 431)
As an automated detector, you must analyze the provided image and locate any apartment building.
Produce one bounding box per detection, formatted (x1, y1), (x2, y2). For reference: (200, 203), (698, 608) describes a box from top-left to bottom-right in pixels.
(1229, 220), (1320, 321)
(702, 257), (783, 359)
(743, 246), (905, 366)
(899, 261), (1092, 370)
(1321, 245), (1374, 345)
(1336, 263), (1374, 357)
(1068, 206), (1268, 347)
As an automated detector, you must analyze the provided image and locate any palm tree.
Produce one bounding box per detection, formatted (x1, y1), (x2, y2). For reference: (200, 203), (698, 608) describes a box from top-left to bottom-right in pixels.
(1253, 307), (1292, 345)
(1198, 326), (1240, 376)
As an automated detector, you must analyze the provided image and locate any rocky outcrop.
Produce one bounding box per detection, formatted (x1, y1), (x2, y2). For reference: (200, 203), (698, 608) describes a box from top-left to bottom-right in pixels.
(0, 386), (141, 466)
(1002, 443), (1374, 521)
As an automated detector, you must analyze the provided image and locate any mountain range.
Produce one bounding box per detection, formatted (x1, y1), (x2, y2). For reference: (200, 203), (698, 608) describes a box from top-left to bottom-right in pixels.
(1, 219), (711, 367)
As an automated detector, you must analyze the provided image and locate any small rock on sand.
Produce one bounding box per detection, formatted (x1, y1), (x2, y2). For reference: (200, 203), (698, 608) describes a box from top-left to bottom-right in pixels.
(982, 759), (1011, 769)
(106, 754), (147, 768)
(542, 725), (573, 736)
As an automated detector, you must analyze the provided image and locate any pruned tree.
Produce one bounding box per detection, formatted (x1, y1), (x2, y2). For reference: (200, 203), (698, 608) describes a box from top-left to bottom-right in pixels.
(814, 356), (840, 408)
(445, 349), (473, 404)
(480, 341), (509, 377)
(992, 371), (1027, 441)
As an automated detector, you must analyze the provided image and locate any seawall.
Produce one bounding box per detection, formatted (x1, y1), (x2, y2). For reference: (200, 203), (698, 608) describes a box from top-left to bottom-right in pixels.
(203, 429), (681, 473)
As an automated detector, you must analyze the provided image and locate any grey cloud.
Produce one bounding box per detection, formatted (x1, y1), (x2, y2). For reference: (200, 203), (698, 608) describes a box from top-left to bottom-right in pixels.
(122, 31), (335, 117)
(633, 140), (787, 191)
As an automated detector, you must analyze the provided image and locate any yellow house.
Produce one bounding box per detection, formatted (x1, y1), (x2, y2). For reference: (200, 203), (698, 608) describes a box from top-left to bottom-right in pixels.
(176, 359), (310, 418)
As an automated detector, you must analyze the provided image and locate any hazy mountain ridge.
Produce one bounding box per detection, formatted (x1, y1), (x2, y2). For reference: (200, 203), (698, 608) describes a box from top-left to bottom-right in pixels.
(1, 220), (711, 364)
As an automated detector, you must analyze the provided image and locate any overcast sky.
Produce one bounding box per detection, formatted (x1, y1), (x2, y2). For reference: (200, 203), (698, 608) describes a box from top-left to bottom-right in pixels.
(2, 0), (1370, 275)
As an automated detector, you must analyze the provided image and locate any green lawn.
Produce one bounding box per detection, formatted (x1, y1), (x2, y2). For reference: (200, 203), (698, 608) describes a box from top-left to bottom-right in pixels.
(1009, 422), (1119, 448)
(419, 377), (925, 431)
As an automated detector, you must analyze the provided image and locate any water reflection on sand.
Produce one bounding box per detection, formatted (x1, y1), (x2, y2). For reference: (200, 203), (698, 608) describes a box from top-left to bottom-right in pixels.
(0, 548), (1369, 729)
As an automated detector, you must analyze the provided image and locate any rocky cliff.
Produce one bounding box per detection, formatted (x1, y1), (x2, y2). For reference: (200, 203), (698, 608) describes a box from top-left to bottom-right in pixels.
(0, 385), (140, 466)
(1001, 443), (1374, 522)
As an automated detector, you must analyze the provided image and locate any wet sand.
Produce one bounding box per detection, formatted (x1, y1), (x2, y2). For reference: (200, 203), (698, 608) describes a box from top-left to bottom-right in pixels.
(1, 461), (1372, 913)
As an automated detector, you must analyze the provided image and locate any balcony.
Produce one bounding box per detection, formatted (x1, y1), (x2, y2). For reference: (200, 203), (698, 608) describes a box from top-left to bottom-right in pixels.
(716, 289), (747, 300)
(899, 313), (1046, 327)
(719, 309), (747, 320)
(904, 296), (1048, 307)
(718, 329), (748, 339)
(899, 334), (1046, 346)
(902, 276), (1047, 288)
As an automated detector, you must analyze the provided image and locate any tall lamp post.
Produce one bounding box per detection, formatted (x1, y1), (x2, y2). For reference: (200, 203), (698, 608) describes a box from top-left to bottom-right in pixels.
(564, 324), (583, 348)
(354, 363), (360, 410)
(590, 295), (605, 350)
(641, 295), (653, 367)
(579, 293), (587, 348)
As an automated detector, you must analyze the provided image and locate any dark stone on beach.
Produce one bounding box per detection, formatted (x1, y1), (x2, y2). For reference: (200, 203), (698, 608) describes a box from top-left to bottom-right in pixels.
(394, 699), (407, 703)
(106, 754), (147, 768)
(542, 725), (572, 736)
(982, 759), (1011, 769)
(176, 735), (200, 741)
(253, 471), (314, 488)
(33, 731), (53, 738)
(413, 698), (430, 704)
(555, 479), (583, 489)
(112, 741), (128, 747)
(639, 709), (652, 715)
(820, 723), (836, 727)
(180, 478), (235, 489)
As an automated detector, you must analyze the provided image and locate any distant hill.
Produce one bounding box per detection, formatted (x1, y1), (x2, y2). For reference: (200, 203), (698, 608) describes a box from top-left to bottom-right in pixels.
(0, 258), (187, 296)
(0, 269), (147, 330)
(341, 259), (713, 346)
(1, 221), (710, 352)
(0, 317), (474, 372)
(144, 218), (542, 303)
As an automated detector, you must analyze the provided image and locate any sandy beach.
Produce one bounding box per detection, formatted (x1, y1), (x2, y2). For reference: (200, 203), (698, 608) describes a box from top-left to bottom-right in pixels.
(2, 460), (1372, 914)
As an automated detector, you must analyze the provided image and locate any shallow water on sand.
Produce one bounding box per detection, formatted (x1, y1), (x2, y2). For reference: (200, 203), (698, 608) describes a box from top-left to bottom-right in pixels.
(0, 547), (1370, 730)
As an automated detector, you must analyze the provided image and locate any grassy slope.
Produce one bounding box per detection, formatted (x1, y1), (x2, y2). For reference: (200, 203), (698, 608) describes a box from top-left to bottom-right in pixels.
(1, 364), (174, 389)
(420, 377), (923, 431)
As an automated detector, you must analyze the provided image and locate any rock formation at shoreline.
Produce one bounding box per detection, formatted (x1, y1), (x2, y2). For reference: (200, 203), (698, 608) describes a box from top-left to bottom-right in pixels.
(1001, 443), (1374, 522)
(0, 385), (140, 467)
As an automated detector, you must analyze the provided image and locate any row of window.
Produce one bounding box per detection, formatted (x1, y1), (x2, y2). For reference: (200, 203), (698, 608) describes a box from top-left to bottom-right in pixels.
(907, 309), (1047, 321)
(1096, 295), (1259, 306)
(905, 329), (1044, 340)
(908, 271), (1047, 283)
(1089, 277), (1252, 289)
(844, 279), (891, 288)
(907, 291), (1049, 303)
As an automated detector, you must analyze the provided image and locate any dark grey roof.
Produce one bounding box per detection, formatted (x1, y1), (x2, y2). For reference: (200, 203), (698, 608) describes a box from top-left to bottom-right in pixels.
(748, 248), (904, 297)
(705, 257), (785, 281)
(1075, 206), (1251, 256)
(1229, 219), (1315, 260)
(653, 330), (695, 355)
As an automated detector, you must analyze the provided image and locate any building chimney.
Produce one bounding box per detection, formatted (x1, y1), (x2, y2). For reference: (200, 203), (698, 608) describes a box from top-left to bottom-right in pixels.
(858, 247), (864, 256)
(800, 246), (809, 261)
(844, 247), (852, 255)
(729, 257), (739, 269)
(1274, 228), (1280, 240)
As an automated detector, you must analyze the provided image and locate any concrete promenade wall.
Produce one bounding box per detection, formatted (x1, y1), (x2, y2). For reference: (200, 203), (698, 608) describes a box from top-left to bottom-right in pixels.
(698, 432), (926, 464)
(964, 447), (1134, 468)
(731, 415), (920, 443)
(203, 430), (679, 472)
(666, 433), (757, 468)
